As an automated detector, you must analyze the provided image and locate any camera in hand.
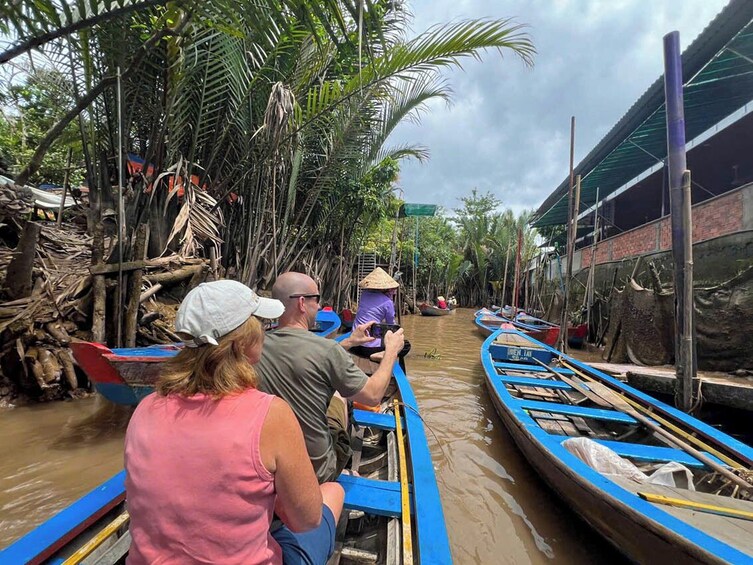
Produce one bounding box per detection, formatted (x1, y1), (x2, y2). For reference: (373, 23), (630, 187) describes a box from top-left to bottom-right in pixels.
(371, 323), (401, 339)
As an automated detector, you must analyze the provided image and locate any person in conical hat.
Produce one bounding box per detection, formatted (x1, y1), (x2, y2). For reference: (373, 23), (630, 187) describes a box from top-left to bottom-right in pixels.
(436, 295), (447, 309)
(358, 267), (399, 290)
(352, 267), (411, 368)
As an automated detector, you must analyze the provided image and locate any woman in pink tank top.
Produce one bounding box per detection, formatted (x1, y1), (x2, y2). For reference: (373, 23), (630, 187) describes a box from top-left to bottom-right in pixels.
(125, 280), (344, 564)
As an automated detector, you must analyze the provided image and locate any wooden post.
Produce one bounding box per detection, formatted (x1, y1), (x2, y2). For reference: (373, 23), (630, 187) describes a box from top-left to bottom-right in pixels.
(664, 31), (697, 411)
(91, 221), (107, 344)
(56, 147), (73, 227)
(501, 242), (511, 308)
(559, 174), (581, 352)
(585, 187), (600, 342)
(124, 224), (149, 347)
(5, 222), (42, 299)
(512, 228), (523, 313)
(680, 170), (695, 410)
(558, 117), (576, 351)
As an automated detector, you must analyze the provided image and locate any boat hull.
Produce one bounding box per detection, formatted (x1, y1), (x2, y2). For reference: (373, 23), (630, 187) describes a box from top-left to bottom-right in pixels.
(484, 385), (725, 564)
(71, 310), (341, 406)
(3, 342), (452, 564)
(481, 329), (753, 564)
(418, 304), (452, 316)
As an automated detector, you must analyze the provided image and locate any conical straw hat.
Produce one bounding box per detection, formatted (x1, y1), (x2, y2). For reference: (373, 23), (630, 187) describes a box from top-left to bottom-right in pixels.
(359, 267), (399, 289)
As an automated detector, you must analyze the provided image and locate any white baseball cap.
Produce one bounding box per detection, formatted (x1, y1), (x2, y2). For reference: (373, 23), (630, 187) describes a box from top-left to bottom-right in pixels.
(175, 280), (284, 347)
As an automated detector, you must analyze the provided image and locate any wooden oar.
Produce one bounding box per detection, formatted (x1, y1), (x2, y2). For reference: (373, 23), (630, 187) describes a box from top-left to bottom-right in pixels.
(558, 358), (742, 470)
(393, 398), (413, 565)
(638, 492), (753, 522)
(583, 380), (753, 495)
(529, 358), (612, 408)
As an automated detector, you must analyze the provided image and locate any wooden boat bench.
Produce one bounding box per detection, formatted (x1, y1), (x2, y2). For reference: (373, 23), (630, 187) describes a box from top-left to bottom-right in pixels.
(352, 408), (404, 431)
(493, 361), (575, 375)
(552, 436), (727, 468)
(517, 399), (639, 424)
(337, 474), (412, 518)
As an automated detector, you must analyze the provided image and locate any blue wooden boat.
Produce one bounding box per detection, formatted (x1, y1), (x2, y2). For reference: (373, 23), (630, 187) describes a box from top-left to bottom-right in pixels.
(474, 309), (515, 336)
(482, 328), (753, 563)
(1, 334), (452, 564)
(69, 309), (342, 406)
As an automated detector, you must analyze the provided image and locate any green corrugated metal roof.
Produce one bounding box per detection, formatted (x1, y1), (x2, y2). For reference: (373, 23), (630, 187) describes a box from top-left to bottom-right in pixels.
(532, 0), (753, 227)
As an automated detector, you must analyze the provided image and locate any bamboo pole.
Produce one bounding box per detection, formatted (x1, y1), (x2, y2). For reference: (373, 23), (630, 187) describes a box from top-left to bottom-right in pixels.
(558, 174), (581, 352)
(585, 187), (600, 342)
(512, 228), (523, 313)
(680, 170), (695, 410)
(116, 66), (124, 347)
(500, 242), (511, 308)
(56, 147), (73, 227)
(663, 31), (697, 412)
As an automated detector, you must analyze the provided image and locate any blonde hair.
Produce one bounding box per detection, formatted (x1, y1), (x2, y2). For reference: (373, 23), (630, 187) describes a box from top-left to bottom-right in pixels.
(156, 315), (263, 398)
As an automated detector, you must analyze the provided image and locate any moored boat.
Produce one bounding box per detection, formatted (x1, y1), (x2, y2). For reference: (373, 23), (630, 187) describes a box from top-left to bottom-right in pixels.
(70, 309), (342, 406)
(418, 303), (453, 316)
(474, 310), (515, 336)
(481, 327), (753, 563)
(1, 335), (452, 564)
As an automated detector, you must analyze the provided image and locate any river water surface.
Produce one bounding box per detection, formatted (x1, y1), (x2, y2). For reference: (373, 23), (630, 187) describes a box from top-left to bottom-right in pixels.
(0, 308), (624, 563)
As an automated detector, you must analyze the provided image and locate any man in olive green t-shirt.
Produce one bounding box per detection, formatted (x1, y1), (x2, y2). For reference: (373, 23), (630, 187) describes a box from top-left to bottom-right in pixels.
(256, 272), (404, 483)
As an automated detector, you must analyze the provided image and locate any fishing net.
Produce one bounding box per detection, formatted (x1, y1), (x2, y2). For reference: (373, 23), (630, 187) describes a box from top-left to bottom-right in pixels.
(603, 266), (753, 371)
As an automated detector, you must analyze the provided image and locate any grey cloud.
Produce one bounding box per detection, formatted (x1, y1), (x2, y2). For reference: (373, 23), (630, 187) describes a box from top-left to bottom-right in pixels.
(390, 0), (729, 213)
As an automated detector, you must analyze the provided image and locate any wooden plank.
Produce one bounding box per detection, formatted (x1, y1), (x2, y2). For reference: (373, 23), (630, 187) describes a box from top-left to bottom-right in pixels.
(537, 418), (567, 435)
(554, 436), (724, 468)
(337, 475), (406, 518)
(517, 399), (638, 424)
(353, 410), (399, 431)
(498, 375), (573, 390)
(494, 361), (575, 375)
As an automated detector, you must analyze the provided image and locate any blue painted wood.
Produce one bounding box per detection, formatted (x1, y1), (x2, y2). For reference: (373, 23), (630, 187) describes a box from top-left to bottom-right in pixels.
(337, 475), (405, 517)
(391, 362), (452, 564)
(481, 328), (753, 563)
(499, 328), (753, 466)
(493, 361), (575, 375)
(497, 375), (574, 390)
(352, 409), (400, 431)
(0, 472), (126, 564)
(516, 398), (637, 424)
(552, 436), (725, 469)
(489, 341), (553, 365)
(337, 332), (452, 564)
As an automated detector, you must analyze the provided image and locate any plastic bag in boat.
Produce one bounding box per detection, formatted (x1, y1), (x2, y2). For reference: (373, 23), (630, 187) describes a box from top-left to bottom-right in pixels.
(562, 437), (646, 483)
(646, 461), (696, 491)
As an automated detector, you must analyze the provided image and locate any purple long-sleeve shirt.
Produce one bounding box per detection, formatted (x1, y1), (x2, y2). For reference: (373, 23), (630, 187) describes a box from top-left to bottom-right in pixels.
(354, 290), (395, 348)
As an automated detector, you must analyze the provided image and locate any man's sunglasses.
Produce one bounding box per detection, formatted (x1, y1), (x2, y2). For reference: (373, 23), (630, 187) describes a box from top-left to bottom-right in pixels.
(289, 293), (320, 303)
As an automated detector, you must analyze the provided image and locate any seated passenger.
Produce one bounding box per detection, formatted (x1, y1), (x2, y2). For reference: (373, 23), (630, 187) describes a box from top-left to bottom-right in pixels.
(436, 295), (448, 309)
(125, 280), (344, 565)
(350, 267), (411, 365)
(256, 272), (405, 483)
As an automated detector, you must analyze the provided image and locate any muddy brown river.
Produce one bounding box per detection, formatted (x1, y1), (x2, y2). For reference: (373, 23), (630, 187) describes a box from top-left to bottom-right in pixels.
(0, 308), (624, 562)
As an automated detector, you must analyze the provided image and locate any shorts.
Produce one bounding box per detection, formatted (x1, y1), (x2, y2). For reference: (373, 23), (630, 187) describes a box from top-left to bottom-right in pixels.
(326, 397), (352, 479)
(272, 505), (337, 565)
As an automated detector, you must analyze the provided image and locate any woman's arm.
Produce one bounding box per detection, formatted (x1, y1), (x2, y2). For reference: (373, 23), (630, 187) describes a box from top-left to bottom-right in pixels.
(260, 397), (323, 532)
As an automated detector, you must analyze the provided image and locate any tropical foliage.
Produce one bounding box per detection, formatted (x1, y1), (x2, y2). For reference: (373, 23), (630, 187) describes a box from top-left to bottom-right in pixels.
(361, 189), (538, 308)
(0, 0), (534, 308)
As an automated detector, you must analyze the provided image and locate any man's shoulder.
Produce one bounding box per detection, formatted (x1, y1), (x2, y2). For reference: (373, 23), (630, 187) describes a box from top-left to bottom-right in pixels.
(266, 328), (340, 352)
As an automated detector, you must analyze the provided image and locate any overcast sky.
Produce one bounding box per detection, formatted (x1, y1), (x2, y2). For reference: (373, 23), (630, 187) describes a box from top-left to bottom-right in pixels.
(389, 0), (730, 215)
